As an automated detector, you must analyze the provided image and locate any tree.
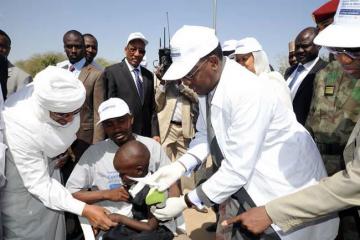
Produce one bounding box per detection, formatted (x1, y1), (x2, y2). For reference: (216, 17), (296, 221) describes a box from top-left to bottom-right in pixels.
(15, 52), (66, 77)
(96, 57), (114, 68)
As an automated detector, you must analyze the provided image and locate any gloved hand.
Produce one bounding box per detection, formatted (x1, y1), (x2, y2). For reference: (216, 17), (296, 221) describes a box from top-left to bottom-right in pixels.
(151, 196), (188, 221)
(140, 161), (186, 191)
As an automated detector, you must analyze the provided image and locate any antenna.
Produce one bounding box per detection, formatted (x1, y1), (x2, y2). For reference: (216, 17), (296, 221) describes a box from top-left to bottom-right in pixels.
(166, 12), (171, 47)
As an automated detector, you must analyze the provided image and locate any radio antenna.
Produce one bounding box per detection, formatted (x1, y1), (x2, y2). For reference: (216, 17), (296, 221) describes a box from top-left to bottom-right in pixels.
(166, 12), (171, 47)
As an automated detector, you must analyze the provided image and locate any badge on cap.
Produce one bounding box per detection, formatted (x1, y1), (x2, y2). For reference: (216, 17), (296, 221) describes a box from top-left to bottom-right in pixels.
(325, 85), (335, 96)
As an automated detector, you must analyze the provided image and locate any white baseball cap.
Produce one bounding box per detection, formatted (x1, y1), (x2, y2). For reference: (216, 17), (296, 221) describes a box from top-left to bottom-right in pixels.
(222, 39), (238, 52)
(97, 98), (130, 125)
(234, 37), (263, 55)
(314, 0), (360, 48)
(162, 25), (219, 81)
(127, 32), (148, 46)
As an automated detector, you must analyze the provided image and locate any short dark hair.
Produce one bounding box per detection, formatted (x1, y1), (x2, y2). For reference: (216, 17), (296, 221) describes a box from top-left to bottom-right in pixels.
(83, 33), (96, 39)
(0, 30), (11, 45)
(63, 30), (83, 43)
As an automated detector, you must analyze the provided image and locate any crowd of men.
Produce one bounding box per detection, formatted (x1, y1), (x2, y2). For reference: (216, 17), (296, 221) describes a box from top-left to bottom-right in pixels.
(0, 0), (360, 239)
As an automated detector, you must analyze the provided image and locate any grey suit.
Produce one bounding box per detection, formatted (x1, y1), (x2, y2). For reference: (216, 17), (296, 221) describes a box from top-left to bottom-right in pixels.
(266, 118), (360, 232)
(7, 62), (32, 97)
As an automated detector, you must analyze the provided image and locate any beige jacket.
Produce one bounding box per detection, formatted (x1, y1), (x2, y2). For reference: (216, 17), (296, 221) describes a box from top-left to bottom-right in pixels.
(266, 118), (360, 232)
(155, 82), (198, 143)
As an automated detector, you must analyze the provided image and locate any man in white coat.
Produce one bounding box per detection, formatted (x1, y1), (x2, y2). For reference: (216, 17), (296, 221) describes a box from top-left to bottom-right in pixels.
(142, 25), (339, 239)
(0, 66), (116, 240)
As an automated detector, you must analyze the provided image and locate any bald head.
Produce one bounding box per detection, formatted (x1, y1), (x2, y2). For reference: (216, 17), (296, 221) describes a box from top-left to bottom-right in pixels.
(113, 140), (150, 184)
(295, 27), (320, 64)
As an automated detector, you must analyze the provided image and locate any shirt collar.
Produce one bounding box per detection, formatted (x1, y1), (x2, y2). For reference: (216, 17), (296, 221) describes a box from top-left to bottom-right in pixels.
(71, 58), (86, 70)
(125, 58), (141, 73)
(302, 56), (319, 71)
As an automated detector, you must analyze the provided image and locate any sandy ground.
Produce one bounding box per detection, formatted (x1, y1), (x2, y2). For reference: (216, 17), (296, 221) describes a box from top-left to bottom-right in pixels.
(183, 207), (216, 240)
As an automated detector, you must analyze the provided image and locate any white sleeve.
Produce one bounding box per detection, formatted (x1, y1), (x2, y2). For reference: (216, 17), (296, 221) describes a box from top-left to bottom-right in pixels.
(66, 148), (95, 194)
(7, 131), (85, 216)
(201, 87), (275, 204)
(177, 97), (209, 173)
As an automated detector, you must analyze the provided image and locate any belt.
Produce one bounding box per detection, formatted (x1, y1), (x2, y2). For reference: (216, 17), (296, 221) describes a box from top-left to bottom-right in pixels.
(170, 120), (182, 126)
(316, 142), (345, 155)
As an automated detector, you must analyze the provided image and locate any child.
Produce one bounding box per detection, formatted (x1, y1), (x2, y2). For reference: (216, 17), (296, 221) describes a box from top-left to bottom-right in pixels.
(102, 140), (175, 240)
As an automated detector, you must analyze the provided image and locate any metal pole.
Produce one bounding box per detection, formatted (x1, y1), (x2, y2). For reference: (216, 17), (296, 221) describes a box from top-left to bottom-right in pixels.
(213, 0), (217, 34)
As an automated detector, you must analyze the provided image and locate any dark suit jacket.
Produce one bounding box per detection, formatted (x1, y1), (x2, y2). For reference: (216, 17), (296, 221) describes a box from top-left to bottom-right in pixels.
(103, 59), (159, 137)
(286, 59), (327, 125)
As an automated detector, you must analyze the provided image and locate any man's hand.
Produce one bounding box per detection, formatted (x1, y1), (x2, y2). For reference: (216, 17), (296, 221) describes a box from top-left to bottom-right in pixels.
(152, 136), (161, 143)
(104, 187), (130, 202)
(151, 196), (188, 221)
(53, 152), (70, 169)
(142, 161), (186, 191)
(82, 204), (117, 231)
(221, 206), (273, 235)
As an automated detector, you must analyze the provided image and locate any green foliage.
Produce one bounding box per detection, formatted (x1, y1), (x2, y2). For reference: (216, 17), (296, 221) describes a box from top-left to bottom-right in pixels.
(96, 57), (114, 68)
(14, 52), (66, 77)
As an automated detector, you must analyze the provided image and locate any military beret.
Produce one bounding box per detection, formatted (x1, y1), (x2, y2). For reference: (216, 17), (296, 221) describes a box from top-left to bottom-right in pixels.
(312, 0), (339, 24)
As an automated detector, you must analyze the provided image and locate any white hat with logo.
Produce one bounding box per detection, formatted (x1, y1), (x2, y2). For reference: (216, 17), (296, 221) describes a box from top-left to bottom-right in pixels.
(162, 25), (219, 81)
(97, 98), (130, 125)
(127, 32), (148, 46)
(234, 37), (263, 54)
(314, 0), (360, 47)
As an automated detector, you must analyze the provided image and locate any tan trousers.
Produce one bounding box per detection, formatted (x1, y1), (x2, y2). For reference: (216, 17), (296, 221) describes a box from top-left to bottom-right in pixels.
(162, 123), (194, 192)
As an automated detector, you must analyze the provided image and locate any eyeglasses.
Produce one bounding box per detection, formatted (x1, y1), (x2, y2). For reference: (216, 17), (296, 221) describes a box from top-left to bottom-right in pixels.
(128, 47), (146, 55)
(184, 59), (208, 80)
(51, 108), (81, 119)
(327, 47), (360, 60)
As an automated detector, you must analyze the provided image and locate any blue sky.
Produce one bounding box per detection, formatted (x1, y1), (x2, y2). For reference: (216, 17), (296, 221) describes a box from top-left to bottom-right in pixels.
(2, 0), (326, 70)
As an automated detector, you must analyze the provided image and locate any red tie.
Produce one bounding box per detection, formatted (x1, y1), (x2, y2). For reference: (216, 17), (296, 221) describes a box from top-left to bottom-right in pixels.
(69, 65), (75, 72)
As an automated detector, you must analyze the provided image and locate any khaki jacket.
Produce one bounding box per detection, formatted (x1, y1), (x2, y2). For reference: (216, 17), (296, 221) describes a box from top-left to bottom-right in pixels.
(266, 118), (360, 232)
(155, 82), (198, 143)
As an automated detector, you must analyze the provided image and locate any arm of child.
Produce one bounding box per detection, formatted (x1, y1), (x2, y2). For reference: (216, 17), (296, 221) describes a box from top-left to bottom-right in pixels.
(108, 213), (158, 232)
(168, 182), (181, 198)
(73, 187), (130, 204)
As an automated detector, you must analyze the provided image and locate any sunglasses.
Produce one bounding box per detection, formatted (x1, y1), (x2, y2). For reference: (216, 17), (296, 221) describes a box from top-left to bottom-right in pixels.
(51, 108), (81, 119)
(128, 47), (146, 55)
(184, 59), (208, 80)
(326, 47), (360, 60)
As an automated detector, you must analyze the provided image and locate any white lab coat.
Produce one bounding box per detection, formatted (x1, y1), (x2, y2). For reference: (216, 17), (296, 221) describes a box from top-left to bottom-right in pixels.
(180, 60), (339, 239)
(0, 85), (85, 240)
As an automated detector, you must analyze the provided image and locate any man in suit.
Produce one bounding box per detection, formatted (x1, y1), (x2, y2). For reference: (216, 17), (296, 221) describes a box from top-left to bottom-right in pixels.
(0, 30), (32, 99)
(221, 1), (360, 238)
(57, 30), (104, 163)
(103, 32), (160, 141)
(286, 27), (327, 125)
(83, 33), (103, 71)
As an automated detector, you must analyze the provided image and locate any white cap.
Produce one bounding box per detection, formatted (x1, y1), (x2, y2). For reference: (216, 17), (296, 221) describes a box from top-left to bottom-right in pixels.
(127, 32), (148, 46)
(97, 98), (130, 125)
(234, 37), (263, 54)
(222, 39), (237, 52)
(162, 25), (219, 81)
(314, 0), (360, 48)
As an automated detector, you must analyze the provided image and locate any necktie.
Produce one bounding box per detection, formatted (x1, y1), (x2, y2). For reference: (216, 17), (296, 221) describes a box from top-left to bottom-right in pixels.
(133, 69), (144, 102)
(69, 65), (75, 72)
(288, 64), (305, 90)
(206, 94), (223, 169)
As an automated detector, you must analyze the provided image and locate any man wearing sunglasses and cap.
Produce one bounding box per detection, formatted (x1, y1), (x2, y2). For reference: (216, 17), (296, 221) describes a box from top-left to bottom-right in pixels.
(143, 25), (339, 239)
(221, 1), (360, 238)
(102, 32), (160, 143)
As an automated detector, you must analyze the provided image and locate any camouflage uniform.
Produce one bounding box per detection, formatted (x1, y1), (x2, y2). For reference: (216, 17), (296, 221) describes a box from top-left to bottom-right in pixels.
(305, 61), (360, 240)
(306, 61), (360, 176)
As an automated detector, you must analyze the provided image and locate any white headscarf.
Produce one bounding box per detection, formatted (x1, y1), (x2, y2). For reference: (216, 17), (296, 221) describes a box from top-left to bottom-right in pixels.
(3, 66), (86, 158)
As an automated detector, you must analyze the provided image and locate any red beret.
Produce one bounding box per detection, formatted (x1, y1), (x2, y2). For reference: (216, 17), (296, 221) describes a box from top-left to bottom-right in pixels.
(312, 0), (339, 24)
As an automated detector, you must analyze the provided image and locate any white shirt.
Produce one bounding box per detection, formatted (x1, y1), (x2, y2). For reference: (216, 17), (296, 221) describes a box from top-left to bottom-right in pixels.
(56, 58), (86, 78)
(125, 58), (143, 87)
(66, 135), (171, 214)
(287, 57), (319, 100)
(180, 60), (338, 239)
